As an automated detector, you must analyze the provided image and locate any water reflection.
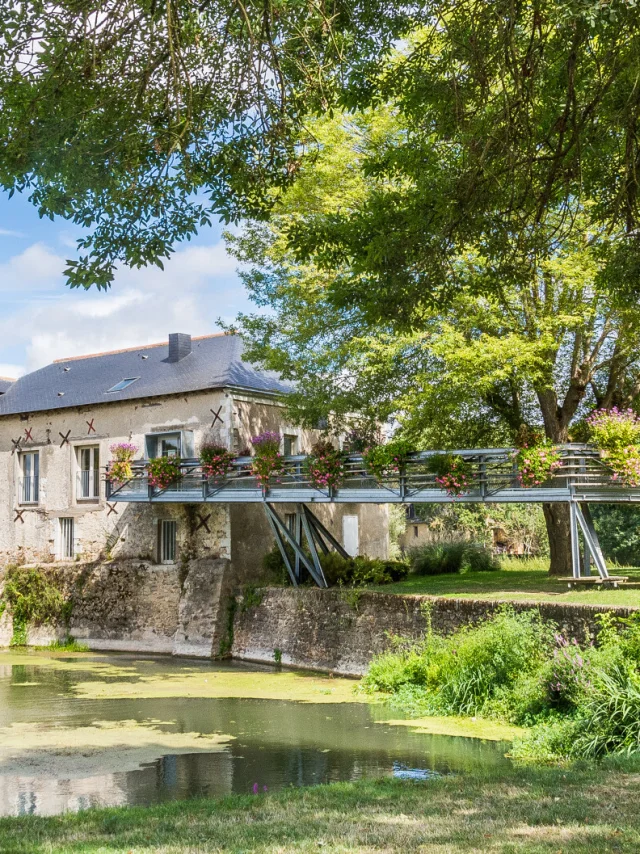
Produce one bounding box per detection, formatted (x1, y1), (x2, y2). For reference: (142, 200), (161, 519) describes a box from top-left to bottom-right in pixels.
(0, 652), (511, 816)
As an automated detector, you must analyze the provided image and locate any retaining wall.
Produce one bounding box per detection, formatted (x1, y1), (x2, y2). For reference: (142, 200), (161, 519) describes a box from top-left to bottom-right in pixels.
(2, 567), (636, 673)
(231, 587), (639, 676)
(0, 558), (235, 656)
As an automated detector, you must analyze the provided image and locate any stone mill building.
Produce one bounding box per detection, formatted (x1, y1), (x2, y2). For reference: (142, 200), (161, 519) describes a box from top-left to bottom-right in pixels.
(0, 332), (388, 656)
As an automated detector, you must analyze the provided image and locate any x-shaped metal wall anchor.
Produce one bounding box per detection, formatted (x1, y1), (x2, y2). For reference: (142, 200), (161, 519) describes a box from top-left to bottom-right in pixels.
(11, 437), (22, 455)
(59, 430), (71, 447)
(13, 509), (25, 524)
(24, 428), (34, 442)
(106, 503), (118, 517)
(210, 406), (223, 428)
(86, 419), (96, 434)
(195, 512), (211, 533)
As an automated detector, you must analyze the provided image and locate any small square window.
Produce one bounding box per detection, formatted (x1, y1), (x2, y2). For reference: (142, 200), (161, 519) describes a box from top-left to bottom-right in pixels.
(283, 435), (297, 456)
(106, 377), (140, 393)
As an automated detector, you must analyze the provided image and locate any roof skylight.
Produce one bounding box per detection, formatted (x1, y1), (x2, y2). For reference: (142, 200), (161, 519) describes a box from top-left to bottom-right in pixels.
(106, 377), (140, 393)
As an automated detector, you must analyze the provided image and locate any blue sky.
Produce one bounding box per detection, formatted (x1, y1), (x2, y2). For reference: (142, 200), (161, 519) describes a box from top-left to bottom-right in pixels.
(0, 191), (253, 378)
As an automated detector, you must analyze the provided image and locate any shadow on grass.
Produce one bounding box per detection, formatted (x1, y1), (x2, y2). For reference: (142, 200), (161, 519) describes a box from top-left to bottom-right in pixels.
(1, 764), (640, 853)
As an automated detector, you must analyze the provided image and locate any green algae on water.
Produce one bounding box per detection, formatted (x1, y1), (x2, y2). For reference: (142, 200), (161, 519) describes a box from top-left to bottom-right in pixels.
(73, 668), (365, 704)
(378, 716), (523, 742)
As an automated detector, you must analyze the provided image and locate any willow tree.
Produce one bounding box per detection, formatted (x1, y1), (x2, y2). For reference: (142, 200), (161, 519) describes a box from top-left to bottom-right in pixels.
(229, 112), (640, 575)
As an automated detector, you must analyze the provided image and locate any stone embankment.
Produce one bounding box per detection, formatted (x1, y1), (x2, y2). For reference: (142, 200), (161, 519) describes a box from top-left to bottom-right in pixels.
(0, 559), (234, 656)
(1, 562), (636, 672)
(231, 588), (639, 676)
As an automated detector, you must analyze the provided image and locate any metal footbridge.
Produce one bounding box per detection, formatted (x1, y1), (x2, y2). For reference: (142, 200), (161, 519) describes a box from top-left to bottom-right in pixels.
(106, 445), (639, 587)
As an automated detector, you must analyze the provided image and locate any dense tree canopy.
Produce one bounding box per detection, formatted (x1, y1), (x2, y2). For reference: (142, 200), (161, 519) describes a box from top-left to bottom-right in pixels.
(2, 1), (640, 294)
(230, 111), (640, 443)
(0, 0), (410, 288)
(285, 1), (640, 319)
(229, 107), (640, 573)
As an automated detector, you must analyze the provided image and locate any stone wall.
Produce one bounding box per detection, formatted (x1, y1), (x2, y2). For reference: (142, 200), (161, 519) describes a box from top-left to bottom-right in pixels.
(232, 588), (640, 676)
(0, 557), (236, 656)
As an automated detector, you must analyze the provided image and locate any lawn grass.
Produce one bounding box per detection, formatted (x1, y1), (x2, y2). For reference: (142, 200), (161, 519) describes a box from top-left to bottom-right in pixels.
(370, 559), (640, 606)
(2, 760), (640, 853)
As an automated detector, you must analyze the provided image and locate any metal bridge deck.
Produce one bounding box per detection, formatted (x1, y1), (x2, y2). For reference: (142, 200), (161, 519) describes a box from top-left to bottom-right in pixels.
(105, 445), (637, 586)
(105, 445), (640, 506)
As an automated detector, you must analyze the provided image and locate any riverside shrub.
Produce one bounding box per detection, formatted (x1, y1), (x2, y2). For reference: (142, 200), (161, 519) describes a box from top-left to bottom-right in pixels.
(408, 540), (499, 575)
(1, 566), (71, 646)
(363, 608), (553, 717)
(262, 545), (409, 587)
(320, 553), (409, 586)
(363, 607), (640, 761)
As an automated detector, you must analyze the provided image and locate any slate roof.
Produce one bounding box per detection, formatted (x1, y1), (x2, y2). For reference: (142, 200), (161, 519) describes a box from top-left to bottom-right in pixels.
(0, 377), (14, 394)
(0, 334), (290, 416)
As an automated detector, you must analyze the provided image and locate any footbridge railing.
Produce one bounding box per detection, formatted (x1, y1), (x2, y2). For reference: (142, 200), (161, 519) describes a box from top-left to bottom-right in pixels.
(106, 445), (638, 506)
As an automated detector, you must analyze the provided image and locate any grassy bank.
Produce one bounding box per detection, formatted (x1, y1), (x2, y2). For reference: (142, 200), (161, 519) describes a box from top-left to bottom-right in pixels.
(370, 560), (640, 606)
(2, 762), (640, 853)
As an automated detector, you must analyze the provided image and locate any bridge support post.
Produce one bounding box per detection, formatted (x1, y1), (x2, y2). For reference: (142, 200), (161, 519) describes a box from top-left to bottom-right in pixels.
(570, 502), (581, 579)
(264, 504), (328, 588)
(263, 504), (353, 588)
(301, 505), (350, 560)
(569, 501), (609, 580)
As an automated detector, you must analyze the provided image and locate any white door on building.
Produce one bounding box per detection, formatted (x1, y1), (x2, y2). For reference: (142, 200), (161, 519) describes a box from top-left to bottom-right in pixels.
(342, 515), (359, 557)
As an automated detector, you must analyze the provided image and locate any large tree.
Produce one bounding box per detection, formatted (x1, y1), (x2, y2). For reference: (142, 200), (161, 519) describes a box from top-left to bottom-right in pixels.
(229, 110), (640, 575)
(2, 1), (640, 294)
(0, 0), (409, 288)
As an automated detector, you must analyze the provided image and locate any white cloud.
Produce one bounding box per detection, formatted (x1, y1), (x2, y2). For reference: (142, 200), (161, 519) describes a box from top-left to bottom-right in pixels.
(57, 231), (81, 249)
(0, 238), (251, 373)
(0, 243), (65, 291)
(71, 290), (146, 318)
(0, 228), (26, 239)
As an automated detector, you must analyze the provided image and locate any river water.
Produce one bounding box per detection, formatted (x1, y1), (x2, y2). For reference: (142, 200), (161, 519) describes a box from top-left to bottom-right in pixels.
(0, 650), (511, 816)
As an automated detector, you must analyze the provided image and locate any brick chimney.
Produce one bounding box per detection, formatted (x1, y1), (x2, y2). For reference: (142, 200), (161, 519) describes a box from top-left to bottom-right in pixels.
(167, 333), (192, 362)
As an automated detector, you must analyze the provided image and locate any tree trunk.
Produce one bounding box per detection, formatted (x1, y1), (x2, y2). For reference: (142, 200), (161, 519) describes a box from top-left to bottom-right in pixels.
(543, 503), (572, 576)
(535, 388), (577, 576)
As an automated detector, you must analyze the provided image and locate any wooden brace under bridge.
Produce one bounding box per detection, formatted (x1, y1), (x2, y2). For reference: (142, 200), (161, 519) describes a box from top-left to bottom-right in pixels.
(106, 445), (639, 587)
